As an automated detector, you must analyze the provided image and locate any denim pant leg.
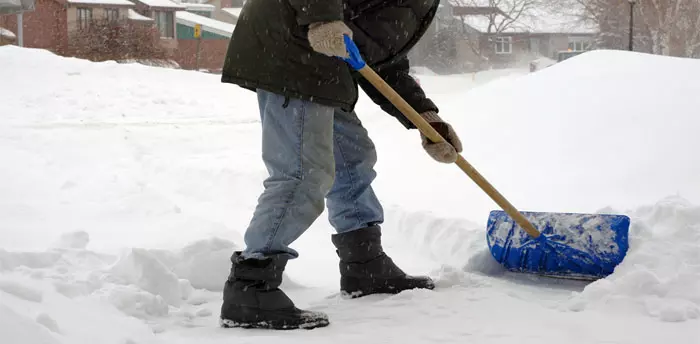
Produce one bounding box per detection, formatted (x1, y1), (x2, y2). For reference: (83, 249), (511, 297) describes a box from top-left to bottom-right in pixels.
(242, 89), (336, 260)
(325, 108), (384, 233)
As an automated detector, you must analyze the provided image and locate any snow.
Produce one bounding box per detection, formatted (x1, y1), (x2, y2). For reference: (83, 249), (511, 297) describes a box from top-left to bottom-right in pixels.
(0, 45), (699, 343)
(135, 0), (186, 9)
(66, 0), (134, 5)
(128, 9), (154, 22)
(176, 11), (234, 37)
(566, 196), (700, 322)
(183, 3), (214, 11)
(0, 27), (16, 40)
(220, 7), (242, 18)
(530, 56), (558, 70)
(460, 15), (494, 33)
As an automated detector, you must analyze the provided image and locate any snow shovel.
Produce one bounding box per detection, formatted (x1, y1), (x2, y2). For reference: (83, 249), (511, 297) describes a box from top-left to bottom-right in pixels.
(340, 35), (630, 281)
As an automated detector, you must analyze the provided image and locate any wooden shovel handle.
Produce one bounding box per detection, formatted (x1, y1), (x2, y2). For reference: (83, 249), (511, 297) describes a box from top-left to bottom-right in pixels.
(357, 65), (541, 238)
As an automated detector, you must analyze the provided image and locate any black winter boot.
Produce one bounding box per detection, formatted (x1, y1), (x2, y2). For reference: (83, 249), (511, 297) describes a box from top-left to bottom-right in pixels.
(331, 226), (435, 298)
(219, 251), (329, 330)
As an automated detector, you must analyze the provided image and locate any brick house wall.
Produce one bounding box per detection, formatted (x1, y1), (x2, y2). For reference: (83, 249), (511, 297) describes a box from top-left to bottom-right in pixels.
(0, 1), (137, 53)
(0, 0), (68, 51)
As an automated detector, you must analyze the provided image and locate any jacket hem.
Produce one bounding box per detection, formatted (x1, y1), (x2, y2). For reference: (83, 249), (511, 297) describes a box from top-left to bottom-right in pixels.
(221, 74), (356, 112)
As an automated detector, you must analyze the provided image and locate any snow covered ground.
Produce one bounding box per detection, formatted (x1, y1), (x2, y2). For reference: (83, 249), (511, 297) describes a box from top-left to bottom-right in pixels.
(1, 45), (699, 344)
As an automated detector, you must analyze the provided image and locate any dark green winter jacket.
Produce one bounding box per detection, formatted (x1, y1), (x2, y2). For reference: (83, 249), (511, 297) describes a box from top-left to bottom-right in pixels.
(220, 0), (440, 129)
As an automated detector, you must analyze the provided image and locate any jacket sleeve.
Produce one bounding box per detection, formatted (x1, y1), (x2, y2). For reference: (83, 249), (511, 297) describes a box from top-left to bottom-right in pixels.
(357, 57), (439, 129)
(287, 0), (344, 26)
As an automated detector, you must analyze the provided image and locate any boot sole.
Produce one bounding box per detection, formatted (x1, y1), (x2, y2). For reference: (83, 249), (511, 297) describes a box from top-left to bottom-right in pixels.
(341, 276), (435, 298)
(220, 316), (329, 330)
(219, 307), (329, 330)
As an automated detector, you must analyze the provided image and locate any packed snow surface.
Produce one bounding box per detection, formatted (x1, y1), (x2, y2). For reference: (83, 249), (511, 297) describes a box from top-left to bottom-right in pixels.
(1, 46), (699, 344)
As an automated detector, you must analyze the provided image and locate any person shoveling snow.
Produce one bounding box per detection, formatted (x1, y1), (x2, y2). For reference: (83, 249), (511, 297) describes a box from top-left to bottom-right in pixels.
(216, 0), (632, 331)
(217, 0), (462, 331)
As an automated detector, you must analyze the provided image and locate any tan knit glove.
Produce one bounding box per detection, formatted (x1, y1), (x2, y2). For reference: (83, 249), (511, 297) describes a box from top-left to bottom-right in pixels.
(419, 111), (463, 163)
(307, 21), (353, 58)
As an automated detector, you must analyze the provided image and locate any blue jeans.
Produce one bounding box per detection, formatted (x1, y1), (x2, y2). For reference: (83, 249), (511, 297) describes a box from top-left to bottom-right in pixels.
(241, 89), (384, 259)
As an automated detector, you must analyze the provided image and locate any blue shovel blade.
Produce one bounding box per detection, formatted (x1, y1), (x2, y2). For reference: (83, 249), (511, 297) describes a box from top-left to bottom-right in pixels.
(486, 210), (630, 280)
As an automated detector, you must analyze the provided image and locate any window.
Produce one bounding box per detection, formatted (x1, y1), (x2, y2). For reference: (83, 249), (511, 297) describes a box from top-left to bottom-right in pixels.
(77, 8), (92, 30)
(568, 40), (590, 52)
(494, 36), (512, 54)
(154, 11), (174, 38)
(105, 8), (119, 22)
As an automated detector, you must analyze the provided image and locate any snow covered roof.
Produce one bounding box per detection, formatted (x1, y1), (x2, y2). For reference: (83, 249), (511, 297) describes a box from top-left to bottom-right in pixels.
(0, 27), (16, 40)
(176, 10), (234, 37)
(184, 3), (214, 11)
(65, 0), (134, 5)
(128, 8), (153, 21)
(221, 7), (242, 18)
(134, 0), (186, 9)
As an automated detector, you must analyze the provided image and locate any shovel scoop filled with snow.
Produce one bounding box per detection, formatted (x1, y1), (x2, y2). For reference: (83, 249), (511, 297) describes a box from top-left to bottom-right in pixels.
(486, 210), (631, 280)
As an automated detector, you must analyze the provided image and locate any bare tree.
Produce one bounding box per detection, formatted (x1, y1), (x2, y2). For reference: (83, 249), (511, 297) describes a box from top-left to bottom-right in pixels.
(675, 1), (700, 57)
(637, 0), (700, 56)
(446, 0), (541, 67)
(453, 0), (541, 33)
(545, 0), (700, 58)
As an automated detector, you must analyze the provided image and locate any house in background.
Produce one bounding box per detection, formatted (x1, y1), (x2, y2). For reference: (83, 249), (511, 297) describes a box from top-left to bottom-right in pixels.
(0, 0), (236, 70)
(457, 8), (596, 70)
(410, 1), (597, 73)
(0, 0), (161, 53)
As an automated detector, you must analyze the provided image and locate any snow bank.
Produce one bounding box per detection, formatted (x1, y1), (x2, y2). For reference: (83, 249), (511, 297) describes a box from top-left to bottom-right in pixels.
(134, 237), (302, 291)
(0, 272), (162, 344)
(0, 45), (255, 126)
(413, 195), (700, 323)
(0, 230), (300, 325)
(380, 206), (485, 267)
(372, 50), (700, 224)
(565, 196), (700, 322)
